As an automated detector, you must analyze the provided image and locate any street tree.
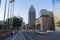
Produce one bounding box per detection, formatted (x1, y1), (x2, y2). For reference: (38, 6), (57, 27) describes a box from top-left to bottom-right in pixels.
(6, 16), (23, 30)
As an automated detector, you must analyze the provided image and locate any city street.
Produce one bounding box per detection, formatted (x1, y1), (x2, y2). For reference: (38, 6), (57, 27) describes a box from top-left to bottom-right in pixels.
(4, 30), (25, 40)
(4, 30), (60, 40)
(23, 31), (60, 40)
(0, 0), (60, 40)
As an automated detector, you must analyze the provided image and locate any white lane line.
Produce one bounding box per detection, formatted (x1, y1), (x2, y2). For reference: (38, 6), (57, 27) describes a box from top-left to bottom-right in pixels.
(24, 33), (34, 40)
(12, 31), (25, 40)
(12, 35), (17, 40)
(21, 31), (26, 40)
(12, 31), (20, 40)
(23, 35), (26, 40)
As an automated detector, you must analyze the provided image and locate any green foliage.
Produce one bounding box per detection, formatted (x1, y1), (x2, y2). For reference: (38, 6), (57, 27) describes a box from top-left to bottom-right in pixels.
(6, 16), (23, 29)
(13, 17), (23, 28)
(0, 24), (3, 30)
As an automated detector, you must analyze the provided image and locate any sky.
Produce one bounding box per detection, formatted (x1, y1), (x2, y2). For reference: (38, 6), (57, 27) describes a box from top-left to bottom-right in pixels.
(0, 0), (53, 24)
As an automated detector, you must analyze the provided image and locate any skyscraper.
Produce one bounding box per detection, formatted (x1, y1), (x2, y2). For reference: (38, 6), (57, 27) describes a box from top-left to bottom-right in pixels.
(28, 5), (36, 27)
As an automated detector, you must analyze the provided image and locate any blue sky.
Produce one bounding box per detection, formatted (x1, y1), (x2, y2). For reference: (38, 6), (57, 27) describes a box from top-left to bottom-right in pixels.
(0, 0), (53, 24)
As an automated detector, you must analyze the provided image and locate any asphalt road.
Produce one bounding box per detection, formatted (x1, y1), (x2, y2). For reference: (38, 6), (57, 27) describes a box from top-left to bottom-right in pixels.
(4, 30), (60, 40)
(23, 31), (60, 40)
(4, 30), (25, 40)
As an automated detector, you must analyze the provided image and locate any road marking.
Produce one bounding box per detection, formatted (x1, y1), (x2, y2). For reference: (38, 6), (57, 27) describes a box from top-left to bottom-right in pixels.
(12, 35), (17, 40)
(24, 33), (34, 40)
(12, 32), (19, 40)
(12, 31), (25, 40)
(23, 35), (26, 40)
(12, 31), (20, 40)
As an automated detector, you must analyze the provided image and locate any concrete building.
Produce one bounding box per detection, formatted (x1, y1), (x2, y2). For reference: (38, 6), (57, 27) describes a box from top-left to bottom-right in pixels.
(35, 18), (42, 30)
(28, 5), (36, 28)
(35, 9), (55, 31)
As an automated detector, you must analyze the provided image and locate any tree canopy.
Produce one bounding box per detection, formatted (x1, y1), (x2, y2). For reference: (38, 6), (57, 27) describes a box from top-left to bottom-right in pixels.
(6, 16), (23, 29)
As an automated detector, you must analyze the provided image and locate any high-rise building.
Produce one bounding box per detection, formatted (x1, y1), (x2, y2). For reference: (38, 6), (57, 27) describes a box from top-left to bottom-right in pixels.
(28, 5), (36, 27)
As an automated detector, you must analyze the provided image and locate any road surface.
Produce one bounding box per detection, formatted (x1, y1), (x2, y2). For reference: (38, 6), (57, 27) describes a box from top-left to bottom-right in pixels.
(4, 30), (60, 40)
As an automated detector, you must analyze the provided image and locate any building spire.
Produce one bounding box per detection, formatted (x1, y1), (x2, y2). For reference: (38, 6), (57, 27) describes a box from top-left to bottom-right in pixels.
(29, 5), (35, 12)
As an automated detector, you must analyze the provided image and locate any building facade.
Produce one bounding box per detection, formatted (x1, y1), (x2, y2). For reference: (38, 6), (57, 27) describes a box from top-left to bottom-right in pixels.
(28, 5), (36, 28)
(35, 9), (55, 31)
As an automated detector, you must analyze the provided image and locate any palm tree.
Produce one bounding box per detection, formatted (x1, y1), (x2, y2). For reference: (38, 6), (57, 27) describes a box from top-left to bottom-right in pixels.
(3, 0), (7, 30)
(3, 0), (7, 21)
